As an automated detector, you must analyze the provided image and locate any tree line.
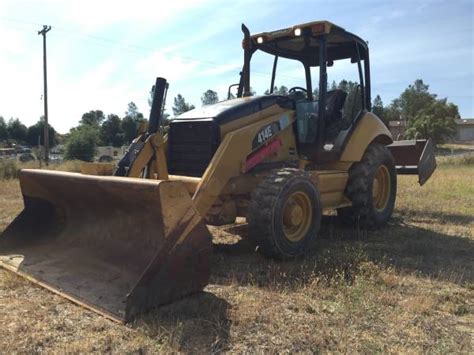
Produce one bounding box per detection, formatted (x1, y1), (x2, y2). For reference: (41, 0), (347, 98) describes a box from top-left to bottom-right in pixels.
(0, 88), (222, 161)
(65, 90), (222, 161)
(0, 79), (459, 162)
(0, 116), (57, 148)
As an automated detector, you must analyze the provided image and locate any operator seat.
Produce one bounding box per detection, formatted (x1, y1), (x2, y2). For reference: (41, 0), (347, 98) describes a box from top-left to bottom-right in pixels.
(325, 89), (347, 122)
(324, 89), (347, 141)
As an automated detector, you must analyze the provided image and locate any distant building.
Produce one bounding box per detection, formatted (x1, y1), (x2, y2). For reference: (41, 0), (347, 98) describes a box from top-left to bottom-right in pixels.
(388, 118), (474, 142)
(388, 120), (406, 140)
(50, 145), (64, 154)
(454, 119), (474, 142)
(96, 146), (126, 161)
(0, 148), (15, 159)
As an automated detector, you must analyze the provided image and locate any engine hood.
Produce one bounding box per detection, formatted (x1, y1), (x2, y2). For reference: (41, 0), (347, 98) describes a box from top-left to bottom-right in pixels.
(171, 95), (289, 125)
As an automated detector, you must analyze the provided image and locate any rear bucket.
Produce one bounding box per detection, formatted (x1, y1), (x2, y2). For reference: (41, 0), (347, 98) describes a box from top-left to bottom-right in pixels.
(388, 138), (437, 185)
(0, 169), (212, 322)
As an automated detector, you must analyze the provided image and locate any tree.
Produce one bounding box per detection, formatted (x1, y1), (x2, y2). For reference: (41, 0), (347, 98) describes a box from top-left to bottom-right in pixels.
(313, 87), (319, 100)
(172, 94), (195, 116)
(372, 95), (386, 124)
(276, 85), (288, 95)
(201, 90), (219, 106)
(27, 117), (57, 147)
(0, 116), (8, 141)
(100, 114), (124, 147)
(385, 79), (436, 122)
(264, 85), (289, 95)
(80, 110), (105, 127)
(264, 87), (274, 95)
(338, 79), (362, 121)
(160, 110), (171, 126)
(121, 101), (147, 144)
(405, 98), (459, 144)
(7, 118), (28, 143)
(148, 86), (154, 108)
(385, 79), (459, 144)
(125, 102), (144, 120)
(65, 125), (99, 161)
(121, 116), (139, 144)
(312, 81), (337, 99)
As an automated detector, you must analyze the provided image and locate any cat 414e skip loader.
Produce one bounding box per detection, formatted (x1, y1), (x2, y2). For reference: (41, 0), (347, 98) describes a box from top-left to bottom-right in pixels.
(0, 21), (436, 322)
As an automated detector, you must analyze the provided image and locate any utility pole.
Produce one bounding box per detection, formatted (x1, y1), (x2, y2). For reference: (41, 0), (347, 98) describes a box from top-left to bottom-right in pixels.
(38, 25), (51, 166)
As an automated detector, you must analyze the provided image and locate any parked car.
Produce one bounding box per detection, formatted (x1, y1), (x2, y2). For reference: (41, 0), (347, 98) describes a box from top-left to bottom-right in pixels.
(19, 153), (35, 163)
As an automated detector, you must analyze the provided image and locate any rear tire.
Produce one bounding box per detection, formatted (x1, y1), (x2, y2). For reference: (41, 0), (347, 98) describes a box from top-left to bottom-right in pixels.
(337, 143), (397, 229)
(248, 168), (321, 259)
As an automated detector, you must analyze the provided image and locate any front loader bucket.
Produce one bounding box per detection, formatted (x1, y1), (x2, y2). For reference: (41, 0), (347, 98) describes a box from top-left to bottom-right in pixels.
(0, 169), (212, 322)
(388, 138), (437, 185)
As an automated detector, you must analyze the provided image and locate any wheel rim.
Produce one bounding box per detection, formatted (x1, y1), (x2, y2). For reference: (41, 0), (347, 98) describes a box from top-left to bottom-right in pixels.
(372, 165), (391, 212)
(282, 191), (313, 242)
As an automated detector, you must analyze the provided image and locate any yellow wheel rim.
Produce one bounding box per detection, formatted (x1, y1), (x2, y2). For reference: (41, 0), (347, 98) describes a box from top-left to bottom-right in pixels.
(372, 165), (391, 212)
(282, 191), (313, 242)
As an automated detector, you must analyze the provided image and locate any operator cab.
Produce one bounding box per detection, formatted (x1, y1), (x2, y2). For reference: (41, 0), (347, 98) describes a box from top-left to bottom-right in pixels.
(237, 21), (371, 161)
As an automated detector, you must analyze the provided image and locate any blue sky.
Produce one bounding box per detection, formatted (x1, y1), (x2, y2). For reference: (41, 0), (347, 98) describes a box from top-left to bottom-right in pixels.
(0, 0), (472, 133)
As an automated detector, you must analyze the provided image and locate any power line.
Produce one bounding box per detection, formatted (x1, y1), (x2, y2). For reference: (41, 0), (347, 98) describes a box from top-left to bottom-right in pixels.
(0, 16), (302, 82)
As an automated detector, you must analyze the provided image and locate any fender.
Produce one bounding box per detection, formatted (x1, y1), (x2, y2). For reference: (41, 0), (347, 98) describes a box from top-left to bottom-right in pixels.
(339, 112), (393, 162)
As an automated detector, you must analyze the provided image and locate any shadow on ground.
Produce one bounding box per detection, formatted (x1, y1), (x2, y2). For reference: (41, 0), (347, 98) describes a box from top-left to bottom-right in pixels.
(210, 212), (473, 289)
(133, 210), (472, 352)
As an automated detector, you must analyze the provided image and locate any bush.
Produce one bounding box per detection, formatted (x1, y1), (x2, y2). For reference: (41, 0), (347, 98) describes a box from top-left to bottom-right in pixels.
(0, 159), (84, 180)
(64, 126), (99, 162)
(0, 159), (19, 179)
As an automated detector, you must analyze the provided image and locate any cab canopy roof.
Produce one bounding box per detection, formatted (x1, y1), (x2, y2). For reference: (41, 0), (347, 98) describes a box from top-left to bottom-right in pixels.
(250, 20), (368, 66)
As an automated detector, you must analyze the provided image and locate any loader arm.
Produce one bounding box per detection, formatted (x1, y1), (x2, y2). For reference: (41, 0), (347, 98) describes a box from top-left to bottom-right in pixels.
(120, 108), (296, 219)
(118, 133), (169, 180)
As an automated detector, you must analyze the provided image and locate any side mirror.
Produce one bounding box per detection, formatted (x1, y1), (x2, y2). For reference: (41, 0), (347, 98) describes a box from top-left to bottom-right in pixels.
(227, 84), (239, 100)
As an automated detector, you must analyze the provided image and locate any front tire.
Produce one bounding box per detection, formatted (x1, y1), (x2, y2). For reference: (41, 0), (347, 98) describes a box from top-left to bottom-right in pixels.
(248, 168), (322, 259)
(337, 143), (397, 229)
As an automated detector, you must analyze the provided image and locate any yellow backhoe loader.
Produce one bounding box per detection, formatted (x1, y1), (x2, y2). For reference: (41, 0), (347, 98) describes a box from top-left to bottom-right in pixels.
(0, 21), (436, 322)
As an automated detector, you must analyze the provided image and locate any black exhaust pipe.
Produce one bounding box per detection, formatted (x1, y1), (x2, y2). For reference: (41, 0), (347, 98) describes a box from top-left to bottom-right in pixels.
(148, 77), (169, 134)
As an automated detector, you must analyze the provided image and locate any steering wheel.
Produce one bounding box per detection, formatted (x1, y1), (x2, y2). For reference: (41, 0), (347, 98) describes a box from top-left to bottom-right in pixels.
(288, 86), (308, 95)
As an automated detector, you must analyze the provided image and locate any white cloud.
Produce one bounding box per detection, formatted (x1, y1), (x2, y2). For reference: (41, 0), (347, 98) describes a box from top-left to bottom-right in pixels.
(1, 0), (215, 32)
(62, 0), (212, 31)
(135, 51), (200, 84)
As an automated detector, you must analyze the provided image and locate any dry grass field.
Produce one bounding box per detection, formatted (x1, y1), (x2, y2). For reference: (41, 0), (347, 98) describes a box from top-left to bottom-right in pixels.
(0, 156), (472, 353)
